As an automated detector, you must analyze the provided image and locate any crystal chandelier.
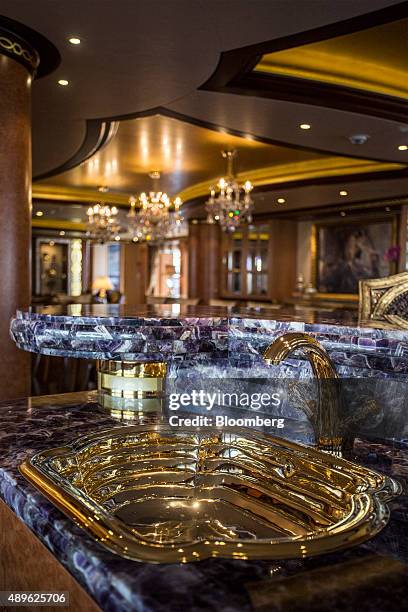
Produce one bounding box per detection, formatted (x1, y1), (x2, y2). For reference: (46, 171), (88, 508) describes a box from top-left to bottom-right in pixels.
(86, 203), (120, 243)
(127, 173), (183, 242)
(206, 149), (254, 232)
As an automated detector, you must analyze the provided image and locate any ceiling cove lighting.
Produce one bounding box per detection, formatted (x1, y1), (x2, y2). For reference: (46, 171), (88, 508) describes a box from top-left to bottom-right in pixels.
(398, 145), (408, 151)
(58, 79), (69, 86)
(206, 149), (254, 232)
(299, 123), (311, 130)
(68, 37), (81, 45)
(339, 190), (348, 196)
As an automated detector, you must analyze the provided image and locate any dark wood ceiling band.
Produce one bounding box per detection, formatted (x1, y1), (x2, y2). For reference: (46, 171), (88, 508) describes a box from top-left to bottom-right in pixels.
(33, 120), (117, 181)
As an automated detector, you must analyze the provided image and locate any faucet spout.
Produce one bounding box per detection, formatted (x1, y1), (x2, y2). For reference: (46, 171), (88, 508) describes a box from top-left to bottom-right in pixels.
(263, 333), (344, 455)
(264, 332), (338, 380)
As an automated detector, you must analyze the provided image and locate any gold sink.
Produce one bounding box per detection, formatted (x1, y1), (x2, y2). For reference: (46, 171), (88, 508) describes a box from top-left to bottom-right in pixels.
(20, 426), (400, 563)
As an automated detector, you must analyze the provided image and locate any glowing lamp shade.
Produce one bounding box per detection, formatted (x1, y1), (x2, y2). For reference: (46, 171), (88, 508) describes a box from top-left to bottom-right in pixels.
(92, 276), (113, 293)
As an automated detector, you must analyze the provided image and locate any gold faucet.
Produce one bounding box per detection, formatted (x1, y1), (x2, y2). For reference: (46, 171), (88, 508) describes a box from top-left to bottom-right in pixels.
(263, 332), (344, 455)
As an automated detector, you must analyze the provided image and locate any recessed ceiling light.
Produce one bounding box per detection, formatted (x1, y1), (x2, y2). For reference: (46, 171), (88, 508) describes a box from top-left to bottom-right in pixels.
(340, 211), (346, 217)
(277, 198), (286, 204)
(385, 207), (391, 212)
(59, 230), (66, 236)
(35, 211), (43, 217)
(58, 79), (69, 86)
(49, 241), (55, 246)
(299, 123), (311, 130)
(339, 190), (348, 196)
(398, 144), (408, 151)
(68, 36), (81, 45)
(114, 235), (121, 241)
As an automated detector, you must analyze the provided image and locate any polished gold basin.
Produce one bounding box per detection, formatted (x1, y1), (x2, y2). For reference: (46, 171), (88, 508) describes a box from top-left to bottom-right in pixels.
(20, 426), (400, 563)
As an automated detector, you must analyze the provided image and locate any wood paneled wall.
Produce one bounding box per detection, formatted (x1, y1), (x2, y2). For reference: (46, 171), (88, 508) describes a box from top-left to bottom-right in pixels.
(120, 243), (148, 305)
(269, 219), (298, 301)
(188, 222), (220, 304)
(187, 219), (297, 304)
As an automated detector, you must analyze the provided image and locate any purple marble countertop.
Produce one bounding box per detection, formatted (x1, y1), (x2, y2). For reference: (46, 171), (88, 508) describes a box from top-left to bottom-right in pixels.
(9, 304), (408, 365)
(0, 392), (407, 612)
(7, 303), (381, 325)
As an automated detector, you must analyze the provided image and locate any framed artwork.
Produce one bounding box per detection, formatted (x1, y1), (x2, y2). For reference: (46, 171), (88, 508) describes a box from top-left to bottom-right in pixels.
(311, 215), (398, 299)
(35, 238), (69, 296)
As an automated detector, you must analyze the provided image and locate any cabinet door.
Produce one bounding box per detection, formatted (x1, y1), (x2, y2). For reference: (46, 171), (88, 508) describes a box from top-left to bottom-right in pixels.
(221, 224), (271, 299)
(246, 225), (270, 297)
(224, 230), (244, 295)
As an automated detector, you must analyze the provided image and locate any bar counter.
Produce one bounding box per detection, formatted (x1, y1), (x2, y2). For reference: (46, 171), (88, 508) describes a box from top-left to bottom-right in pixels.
(3, 305), (408, 610)
(0, 392), (407, 611)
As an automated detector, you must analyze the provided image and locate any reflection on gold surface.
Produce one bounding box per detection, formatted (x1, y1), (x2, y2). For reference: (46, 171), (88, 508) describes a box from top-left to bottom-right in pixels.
(20, 425), (400, 563)
(97, 360), (167, 411)
(255, 19), (408, 99)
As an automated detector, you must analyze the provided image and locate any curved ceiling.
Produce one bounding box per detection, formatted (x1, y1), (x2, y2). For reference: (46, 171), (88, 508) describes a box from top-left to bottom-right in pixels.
(1, 0), (407, 220)
(255, 18), (408, 99)
(34, 111), (404, 205)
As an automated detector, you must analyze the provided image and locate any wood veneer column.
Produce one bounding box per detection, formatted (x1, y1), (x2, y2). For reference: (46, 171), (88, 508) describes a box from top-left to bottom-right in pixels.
(0, 54), (32, 399)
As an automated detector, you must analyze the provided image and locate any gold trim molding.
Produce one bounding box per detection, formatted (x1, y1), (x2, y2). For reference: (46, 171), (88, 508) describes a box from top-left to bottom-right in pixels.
(0, 31), (39, 73)
(32, 219), (87, 231)
(32, 185), (130, 206)
(177, 158), (404, 202)
(359, 272), (408, 328)
(255, 19), (408, 101)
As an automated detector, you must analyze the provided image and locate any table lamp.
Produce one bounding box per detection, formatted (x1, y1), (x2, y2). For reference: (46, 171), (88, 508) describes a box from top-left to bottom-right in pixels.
(92, 275), (113, 301)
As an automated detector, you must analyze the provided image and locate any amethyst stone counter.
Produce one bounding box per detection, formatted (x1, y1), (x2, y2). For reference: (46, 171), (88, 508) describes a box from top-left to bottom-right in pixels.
(1, 393), (407, 611)
(9, 304), (408, 377)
